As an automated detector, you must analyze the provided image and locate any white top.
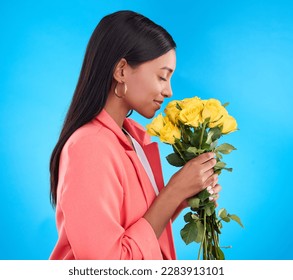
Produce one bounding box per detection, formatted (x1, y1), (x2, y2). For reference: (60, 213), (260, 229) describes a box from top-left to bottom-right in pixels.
(123, 128), (160, 196)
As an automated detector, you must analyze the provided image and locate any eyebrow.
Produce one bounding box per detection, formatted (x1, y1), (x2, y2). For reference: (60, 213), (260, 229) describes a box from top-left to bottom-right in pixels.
(160, 66), (174, 73)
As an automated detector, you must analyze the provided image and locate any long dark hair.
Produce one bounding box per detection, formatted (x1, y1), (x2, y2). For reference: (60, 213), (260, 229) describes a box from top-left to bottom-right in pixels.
(50, 10), (176, 206)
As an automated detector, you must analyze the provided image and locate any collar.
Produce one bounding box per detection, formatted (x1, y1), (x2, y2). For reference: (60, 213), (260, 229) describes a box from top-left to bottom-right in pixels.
(93, 109), (150, 150)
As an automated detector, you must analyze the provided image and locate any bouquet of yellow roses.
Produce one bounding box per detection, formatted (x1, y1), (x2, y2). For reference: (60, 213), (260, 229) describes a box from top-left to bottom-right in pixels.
(146, 97), (243, 260)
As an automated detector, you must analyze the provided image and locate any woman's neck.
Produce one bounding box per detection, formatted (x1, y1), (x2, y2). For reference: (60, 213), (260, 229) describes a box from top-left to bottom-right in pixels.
(104, 90), (130, 128)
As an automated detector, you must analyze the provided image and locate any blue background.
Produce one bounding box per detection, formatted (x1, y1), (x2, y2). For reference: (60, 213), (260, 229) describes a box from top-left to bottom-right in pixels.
(1, 0), (292, 260)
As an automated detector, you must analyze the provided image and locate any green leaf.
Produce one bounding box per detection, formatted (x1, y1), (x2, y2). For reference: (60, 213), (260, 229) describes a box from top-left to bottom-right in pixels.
(214, 161), (227, 170)
(229, 214), (244, 228)
(191, 214), (199, 221)
(197, 189), (210, 202)
(215, 152), (223, 160)
(209, 140), (218, 150)
(223, 167), (233, 172)
(214, 169), (222, 175)
(166, 153), (185, 167)
(218, 208), (228, 219)
(183, 151), (197, 161)
(201, 143), (211, 150)
(204, 203), (215, 216)
(216, 247), (225, 260)
(183, 212), (193, 223)
(188, 197), (200, 209)
(186, 147), (206, 156)
(181, 126), (194, 144)
(214, 161), (233, 173)
(217, 221), (223, 231)
(190, 128), (202, 147)
(186, 147), (198, 154)
(206, 127), (222, 144)
(222, 217), (231, 222)
(215, 143), (237, 154)
(195, 220), (204, 243)
(180, 222), (198, 245)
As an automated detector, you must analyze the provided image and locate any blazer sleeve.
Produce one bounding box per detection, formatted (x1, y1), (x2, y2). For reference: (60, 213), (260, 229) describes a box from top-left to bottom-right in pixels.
(58, 131), (162, 260)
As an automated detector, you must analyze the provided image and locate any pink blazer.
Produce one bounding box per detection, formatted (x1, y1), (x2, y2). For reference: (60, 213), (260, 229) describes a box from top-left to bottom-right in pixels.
(50, 109), (176, 260)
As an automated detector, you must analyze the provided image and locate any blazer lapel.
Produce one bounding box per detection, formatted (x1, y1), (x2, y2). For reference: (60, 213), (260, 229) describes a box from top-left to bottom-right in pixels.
(125, 150), (156, 208)
(142, 142), (165, 192)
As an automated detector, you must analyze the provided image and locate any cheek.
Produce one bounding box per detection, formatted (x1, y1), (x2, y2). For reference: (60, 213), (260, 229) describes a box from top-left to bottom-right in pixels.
(128, 73), (161, 98)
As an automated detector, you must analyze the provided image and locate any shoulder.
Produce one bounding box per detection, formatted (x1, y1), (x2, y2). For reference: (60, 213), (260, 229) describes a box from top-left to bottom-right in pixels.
(63, 121), (120, 157)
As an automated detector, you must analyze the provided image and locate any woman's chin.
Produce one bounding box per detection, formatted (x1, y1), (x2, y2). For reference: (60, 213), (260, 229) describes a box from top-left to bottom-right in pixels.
(144, 111), (157, 119)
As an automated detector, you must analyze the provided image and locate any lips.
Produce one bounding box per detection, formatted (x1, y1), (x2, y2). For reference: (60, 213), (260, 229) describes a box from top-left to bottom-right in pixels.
(154, 100), (163, 106)
(153, 100), (163, 109)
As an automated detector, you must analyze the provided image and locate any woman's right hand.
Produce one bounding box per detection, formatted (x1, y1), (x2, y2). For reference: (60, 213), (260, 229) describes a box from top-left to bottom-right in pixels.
(166, 152), (218, 203)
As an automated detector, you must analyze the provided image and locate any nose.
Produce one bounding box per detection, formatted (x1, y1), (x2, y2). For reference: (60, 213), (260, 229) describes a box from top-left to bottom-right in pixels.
(161, 83), (173, 98)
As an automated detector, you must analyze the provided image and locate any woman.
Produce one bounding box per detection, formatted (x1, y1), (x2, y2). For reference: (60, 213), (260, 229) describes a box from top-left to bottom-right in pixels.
(49, 10), (220, 260)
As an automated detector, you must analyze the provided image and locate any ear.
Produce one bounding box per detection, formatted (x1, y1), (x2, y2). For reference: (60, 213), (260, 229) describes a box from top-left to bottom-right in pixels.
(113, 58), (127, 83)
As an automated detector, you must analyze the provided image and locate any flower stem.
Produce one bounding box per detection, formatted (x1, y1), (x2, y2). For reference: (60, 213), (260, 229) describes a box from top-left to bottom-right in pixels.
(199, 122), (207, 149)
(203, 211), (207, 260)
(173, 143), (186, 163)
(197, 210), (207, 260)
(210, 214), (220, 259)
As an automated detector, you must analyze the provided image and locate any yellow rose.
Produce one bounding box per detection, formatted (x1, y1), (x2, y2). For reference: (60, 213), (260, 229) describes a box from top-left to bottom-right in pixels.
(221, 115), (238, 134)
(178, 97), (204, 127)
(164, 100), (181, 124)
(202, 99), (227, 128)
(159, 119), (181, 144)
(180, 97), (202, 109)
(146, 113), (165, 136)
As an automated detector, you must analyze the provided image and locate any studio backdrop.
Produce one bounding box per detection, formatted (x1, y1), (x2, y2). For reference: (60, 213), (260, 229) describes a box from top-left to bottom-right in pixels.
(0, 0), (292, 259)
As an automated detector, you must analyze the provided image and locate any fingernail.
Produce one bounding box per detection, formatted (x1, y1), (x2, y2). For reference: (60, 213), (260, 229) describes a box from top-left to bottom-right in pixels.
(208, 189), (214, 195)
(207, 186), (214, 194)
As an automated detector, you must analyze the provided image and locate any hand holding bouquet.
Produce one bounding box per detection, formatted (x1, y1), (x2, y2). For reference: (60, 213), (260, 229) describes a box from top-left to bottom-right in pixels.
(146, 97), (243, 260)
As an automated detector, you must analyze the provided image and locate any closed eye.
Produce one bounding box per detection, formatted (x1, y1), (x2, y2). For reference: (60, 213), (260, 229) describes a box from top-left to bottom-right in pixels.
(160, 77), (167, 81)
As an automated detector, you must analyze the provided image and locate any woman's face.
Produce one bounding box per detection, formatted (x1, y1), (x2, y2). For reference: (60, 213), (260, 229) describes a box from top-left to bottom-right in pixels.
(123, 49), (176, 118)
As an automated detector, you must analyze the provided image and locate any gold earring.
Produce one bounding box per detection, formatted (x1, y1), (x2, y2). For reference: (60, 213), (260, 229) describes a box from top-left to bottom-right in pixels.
(114, 82), (127, 98)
